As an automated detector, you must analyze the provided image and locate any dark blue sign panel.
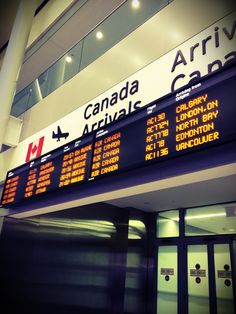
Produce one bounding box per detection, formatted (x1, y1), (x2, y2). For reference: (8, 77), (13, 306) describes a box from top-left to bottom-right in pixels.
(89, 67), (236, 179)
(1, 135), (93, 206)
(1, 65), (236, 206)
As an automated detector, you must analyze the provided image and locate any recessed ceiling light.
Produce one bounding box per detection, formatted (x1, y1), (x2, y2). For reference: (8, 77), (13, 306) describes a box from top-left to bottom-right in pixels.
(65, 55), (72, 63)
(132, 0), (140, 9)
(96, 31), (103, 39)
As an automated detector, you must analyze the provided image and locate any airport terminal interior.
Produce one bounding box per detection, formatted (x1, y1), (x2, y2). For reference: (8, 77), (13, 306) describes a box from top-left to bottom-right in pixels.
(0, 0), (236, 313)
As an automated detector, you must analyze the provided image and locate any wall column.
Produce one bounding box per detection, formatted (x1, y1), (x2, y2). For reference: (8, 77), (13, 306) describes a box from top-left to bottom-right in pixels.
(0, 0), (39, 151)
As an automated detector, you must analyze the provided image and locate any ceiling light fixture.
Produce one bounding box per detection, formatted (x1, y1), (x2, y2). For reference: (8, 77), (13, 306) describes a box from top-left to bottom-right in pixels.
(96, 31), (103, 39)
(185, 212), (226, 220)
(132, 0), (140, 9)
(65, 55), (73, 63)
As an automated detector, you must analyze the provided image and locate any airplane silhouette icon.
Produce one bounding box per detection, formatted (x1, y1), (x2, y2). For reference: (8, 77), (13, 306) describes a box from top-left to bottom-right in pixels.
(52, 126), (69, 142)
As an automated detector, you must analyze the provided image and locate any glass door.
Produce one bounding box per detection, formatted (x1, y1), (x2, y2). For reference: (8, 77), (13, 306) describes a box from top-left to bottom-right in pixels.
(156, 241), (236, 314)
(214, 243), (234, 314)
(187, 241), (235, 314)
(156, 206), (236, 314)
(187, 244), (209, 314)
(157, 245), (178, 314)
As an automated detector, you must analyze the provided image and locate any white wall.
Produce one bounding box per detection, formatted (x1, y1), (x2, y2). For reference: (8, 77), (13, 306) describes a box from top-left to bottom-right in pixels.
(20, 0), (236, 140)
(26, 0), (74, 48)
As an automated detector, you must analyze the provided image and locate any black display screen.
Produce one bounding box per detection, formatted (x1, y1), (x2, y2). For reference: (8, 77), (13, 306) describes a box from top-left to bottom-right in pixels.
(89, 67), (236, 179)
(1, 135), (93, 205)
(1, 65), (236, 206)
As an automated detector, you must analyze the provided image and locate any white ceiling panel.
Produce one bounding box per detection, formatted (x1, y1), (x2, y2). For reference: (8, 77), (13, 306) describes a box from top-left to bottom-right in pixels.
(16, 0), (126, 91)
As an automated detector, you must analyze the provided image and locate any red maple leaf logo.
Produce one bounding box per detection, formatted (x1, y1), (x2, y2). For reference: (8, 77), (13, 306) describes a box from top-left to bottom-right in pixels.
(25, 137), (45, 162)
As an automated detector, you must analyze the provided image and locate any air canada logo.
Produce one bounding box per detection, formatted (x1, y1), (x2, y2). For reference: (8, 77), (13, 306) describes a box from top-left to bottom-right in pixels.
(52, 126), (69, 142)
(25, 136), (45, 162)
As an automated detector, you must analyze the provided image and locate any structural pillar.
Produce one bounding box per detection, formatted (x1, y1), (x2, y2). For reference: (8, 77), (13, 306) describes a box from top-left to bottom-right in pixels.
(0, 0), (39, 152)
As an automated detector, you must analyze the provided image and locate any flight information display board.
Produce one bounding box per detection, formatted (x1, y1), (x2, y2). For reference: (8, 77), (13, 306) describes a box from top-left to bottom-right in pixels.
(1, 65), (236, 206)
(89, 68), (236, 179)
(1, 135), (93, 205)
